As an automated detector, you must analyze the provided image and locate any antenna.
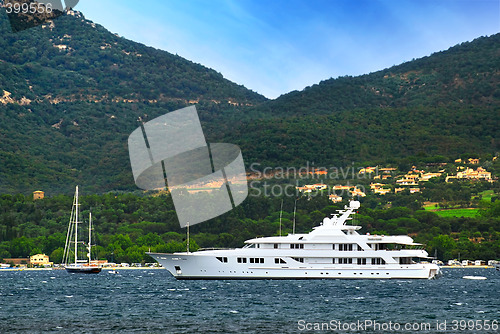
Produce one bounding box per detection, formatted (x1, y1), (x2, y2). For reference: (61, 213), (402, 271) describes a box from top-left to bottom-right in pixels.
(279, 199), (283, 237)
(292, 198), (297, 234)
(186, 221), (190, 253)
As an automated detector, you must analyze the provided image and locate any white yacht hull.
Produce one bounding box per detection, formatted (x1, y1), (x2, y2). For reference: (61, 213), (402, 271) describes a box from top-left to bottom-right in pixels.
(148, 252), (440, 280)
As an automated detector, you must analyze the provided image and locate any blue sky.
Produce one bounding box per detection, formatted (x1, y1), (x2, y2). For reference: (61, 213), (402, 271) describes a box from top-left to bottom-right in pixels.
(76, 0), (499, 99)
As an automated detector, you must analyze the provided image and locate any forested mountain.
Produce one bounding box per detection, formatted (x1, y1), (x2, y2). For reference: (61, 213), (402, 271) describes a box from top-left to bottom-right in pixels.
(0, 9), (498, 195)
(220, 34), (500, 168)
(0, 10), (266, 195)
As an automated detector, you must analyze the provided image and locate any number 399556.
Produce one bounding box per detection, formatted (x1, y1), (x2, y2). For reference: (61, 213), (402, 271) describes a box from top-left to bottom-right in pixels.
(4, 2), (53, 14)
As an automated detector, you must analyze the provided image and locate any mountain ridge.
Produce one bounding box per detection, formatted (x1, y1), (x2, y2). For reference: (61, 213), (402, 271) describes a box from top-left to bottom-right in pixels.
(252, 33), (499, 117)
(0, 10), (267, 106)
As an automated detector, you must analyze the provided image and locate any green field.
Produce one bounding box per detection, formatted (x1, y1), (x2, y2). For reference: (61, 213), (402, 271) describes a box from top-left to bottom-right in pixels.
(432, 208), (480, 218)
(476, 190), (494, 202)
(424, 203), (440, 210)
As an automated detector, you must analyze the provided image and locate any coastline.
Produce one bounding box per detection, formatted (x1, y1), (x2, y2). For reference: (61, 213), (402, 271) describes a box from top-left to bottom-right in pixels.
(440, 265), (493, 269)
(0, 266), (166, 271)
(0, 265), (496, 272)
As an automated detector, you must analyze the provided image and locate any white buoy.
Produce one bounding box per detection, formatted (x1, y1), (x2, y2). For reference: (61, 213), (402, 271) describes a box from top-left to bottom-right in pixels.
(463, 276), (487, 280)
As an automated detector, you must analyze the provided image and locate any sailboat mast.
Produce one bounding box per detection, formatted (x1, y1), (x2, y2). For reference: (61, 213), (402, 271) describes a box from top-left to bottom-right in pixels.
(279, 199), (283, 237)
(74, 185), (79, 265)
(88, 212), (92, 265)
(292, 198), (297, 235)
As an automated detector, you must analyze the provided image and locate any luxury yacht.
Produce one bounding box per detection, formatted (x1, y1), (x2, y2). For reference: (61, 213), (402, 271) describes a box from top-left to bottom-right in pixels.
(148, 201), (440, 279)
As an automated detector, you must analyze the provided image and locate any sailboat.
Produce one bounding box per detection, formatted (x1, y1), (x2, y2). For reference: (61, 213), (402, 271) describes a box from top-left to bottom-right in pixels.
(62, 186), (102, 274)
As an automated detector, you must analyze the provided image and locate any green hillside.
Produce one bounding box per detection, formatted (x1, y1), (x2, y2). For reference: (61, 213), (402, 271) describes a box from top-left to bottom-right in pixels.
(0, 10), (266, 195)
(0, 9), (498, 195)
(223, 34), (500, 168)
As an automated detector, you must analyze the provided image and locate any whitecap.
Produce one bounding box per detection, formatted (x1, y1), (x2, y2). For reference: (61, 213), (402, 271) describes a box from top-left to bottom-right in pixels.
(201, 287), (207, 290)
(453, 302), (463, 306)
(65, 295), (73, 298)
(41, 281), (48, 284)
(229, 310), (239, 314)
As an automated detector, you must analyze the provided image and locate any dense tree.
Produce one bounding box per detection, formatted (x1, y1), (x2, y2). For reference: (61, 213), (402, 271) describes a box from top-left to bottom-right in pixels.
(0, 191), (498, 263)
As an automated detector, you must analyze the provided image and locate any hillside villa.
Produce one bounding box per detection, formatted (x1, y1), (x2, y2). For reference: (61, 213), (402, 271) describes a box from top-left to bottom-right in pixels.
(446, 167), (492, 182)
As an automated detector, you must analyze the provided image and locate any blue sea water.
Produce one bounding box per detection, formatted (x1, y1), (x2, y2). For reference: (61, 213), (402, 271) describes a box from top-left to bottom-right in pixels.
(0, 268), (498, 333)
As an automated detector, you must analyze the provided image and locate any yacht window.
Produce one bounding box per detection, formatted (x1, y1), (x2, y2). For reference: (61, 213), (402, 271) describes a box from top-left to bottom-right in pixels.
(372, 258), (386, 265)
(216, 257), (228, 263)
(292, 257), (304, 263)
(250, 258), (264, 264)
(339, 258), (353, 264)
(290, 244), (304, 249)
(339, 244), (354, 251)
(357, 244), (363, 251)
(357, 258), (367, 265)
(237, 257), (247, 263)
(274, 244), (278, 249)
(274, 258), (286, 264)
